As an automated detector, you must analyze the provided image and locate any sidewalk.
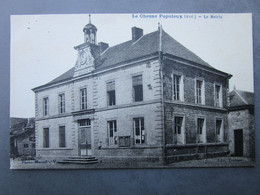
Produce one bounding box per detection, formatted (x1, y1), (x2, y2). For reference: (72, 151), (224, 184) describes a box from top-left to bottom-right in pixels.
(10, 156), (255, 169)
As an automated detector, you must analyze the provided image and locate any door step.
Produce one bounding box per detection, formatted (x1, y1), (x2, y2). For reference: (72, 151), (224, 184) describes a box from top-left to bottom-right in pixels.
(58, 156), (98, 165)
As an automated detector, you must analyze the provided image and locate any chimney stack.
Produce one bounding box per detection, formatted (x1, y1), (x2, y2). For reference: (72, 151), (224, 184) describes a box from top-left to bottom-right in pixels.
(98, 42), (109, 53)
(132, 27), (143, 41)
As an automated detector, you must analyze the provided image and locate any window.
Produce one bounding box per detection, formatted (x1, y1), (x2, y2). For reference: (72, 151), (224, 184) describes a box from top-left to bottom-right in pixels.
(174, 117), (183, 135)
(29, 137), (35, 142)
(195, 79), (205, 104)
(174, 116), (185, 144)
(80, 88), (87, 110)
(133, 75), (143, 102)
(133, 117), (145, 144)
(79, 119), (91, 127)
(59, 126), (66, 147)
(173, 74), (183, 101)
(107, 120), (117, 146)
(24, 144), (29, 148)
(216, 119), (223, 142)
(59, 93), (65, 114)
(214, 84), (222, 107)
(43, 128), (49, 148)
(43, 97), (49, 116)
(197, 118), (206, 143)
(119, 136), (131, 147)
(107, 81), (116, 106)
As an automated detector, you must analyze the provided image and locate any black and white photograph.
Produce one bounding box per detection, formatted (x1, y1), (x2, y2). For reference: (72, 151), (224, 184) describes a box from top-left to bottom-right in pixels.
(10, 13), (255, 169)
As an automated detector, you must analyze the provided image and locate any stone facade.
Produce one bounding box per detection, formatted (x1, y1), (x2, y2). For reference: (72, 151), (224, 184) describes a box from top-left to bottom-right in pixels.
(162, 56), (230, 162)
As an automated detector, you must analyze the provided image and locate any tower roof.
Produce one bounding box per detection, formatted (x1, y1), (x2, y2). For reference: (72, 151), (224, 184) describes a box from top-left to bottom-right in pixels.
(83, 15), (97, 31)
(83, 23), (97, 31)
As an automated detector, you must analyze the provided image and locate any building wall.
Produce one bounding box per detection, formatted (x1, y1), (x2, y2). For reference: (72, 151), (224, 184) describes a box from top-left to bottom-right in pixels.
(35, 83), (73, 118)
(35, 116), (77, 158)
(228, 109), (255, 158)
(164, 104), (228, 145)
(163, 60), (229, 107)
(35, 58), (164, 159)
(94, 103), (163, 157)
(163, 59), (230, 161)
(92, 59), (163, 157)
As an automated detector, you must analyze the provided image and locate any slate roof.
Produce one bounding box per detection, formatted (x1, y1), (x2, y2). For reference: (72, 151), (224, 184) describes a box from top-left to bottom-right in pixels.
(229, 90), (254, 108)
(34, 28), (219, 90)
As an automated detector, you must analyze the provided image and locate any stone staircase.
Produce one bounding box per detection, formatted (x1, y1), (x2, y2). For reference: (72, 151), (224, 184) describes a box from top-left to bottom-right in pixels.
(58, 156), (98, 165)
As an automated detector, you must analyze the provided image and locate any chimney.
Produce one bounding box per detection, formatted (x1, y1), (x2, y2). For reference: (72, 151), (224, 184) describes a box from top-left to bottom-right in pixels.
(98, 42), (109, 53)
(132, 27), (143, 41)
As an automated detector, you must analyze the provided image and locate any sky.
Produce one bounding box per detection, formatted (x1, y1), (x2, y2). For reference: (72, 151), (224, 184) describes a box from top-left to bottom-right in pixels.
(10, 13), (253, 118)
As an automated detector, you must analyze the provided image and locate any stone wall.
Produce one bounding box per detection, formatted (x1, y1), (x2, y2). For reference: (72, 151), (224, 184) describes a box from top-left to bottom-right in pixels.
(163, 58), (230, 161)
(163, 59), (229, 107)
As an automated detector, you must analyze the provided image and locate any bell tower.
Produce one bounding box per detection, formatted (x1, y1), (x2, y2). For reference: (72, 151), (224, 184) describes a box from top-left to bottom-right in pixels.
(83, 15), (97, 44)
(73, 15), (99, 77)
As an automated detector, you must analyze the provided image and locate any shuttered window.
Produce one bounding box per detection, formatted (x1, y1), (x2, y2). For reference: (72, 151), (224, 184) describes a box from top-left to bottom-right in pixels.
(43, 128), (49, 148)
(59, 126), (66, 148)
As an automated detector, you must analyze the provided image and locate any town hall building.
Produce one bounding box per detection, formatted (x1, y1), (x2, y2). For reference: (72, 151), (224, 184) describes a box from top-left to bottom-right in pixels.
(32, 17), (232, 164)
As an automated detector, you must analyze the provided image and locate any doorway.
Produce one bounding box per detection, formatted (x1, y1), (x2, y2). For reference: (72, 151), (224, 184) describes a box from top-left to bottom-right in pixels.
(79, 127), (91, 156)
(78, 119), (92, 156)
(234, 129), (243, 156)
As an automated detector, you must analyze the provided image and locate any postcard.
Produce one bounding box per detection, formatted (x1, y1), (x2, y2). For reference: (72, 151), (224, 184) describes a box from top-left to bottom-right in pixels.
(10, 13), (255, 169)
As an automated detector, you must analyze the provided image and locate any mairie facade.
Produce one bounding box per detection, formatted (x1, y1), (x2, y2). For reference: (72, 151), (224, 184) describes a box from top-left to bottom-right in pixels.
(32, 19), (232, 163)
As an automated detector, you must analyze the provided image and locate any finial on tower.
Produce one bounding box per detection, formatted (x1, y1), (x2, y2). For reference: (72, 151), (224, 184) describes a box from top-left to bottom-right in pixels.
(89, 14), (91, 24)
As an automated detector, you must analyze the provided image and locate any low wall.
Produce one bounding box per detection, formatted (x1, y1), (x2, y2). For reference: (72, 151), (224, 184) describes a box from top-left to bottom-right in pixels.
(95, 147), (164, 163)
(36, 148), (78, 159)
(166, 143), (229, 163)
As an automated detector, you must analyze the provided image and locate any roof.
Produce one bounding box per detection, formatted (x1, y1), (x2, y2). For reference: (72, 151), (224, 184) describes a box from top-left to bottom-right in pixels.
(229, 90), (254, 108)
(33, 28), (223, 91)
(83, 23), (97, 31)
(10, 117), (35, 135)
(9, 117), (27, 128)
(97, 30), (212, 69)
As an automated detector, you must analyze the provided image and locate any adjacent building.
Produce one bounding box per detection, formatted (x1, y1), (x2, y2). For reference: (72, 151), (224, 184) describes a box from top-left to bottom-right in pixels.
(10, 118), (35, 158)
(228, 89), (255, 158)
(32, 18), (232, 163)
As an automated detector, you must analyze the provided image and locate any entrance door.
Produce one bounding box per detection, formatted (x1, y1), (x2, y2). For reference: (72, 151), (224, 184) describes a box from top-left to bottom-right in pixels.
(234, 129), (243, 156)
(79, 127), (92, 156)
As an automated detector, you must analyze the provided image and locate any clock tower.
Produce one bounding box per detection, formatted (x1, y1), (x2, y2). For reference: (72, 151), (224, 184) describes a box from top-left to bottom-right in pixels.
(74, 15), (99, 77)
